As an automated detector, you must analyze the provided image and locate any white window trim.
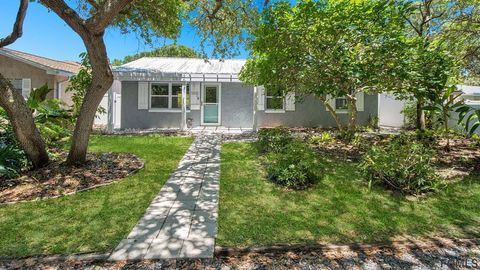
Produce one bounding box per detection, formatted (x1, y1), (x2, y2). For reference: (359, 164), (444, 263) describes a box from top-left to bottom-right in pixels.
(149, 82), (190, 112)
(265, 90), (285, 113)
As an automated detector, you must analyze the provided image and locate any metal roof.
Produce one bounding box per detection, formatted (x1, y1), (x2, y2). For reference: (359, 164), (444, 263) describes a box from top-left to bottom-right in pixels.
(113, 57), (246, 82)
(457, 85), (480, 95)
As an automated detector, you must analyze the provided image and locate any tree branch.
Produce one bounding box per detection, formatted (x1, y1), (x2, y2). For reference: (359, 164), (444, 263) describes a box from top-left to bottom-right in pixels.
(0, 0), (28, 47)
(86, 0), (133, 33)
(39, 0), (88, 37)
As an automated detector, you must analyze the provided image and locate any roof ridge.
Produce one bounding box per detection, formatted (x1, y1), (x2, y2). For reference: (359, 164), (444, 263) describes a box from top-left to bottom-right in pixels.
(1, 48), (79, 66)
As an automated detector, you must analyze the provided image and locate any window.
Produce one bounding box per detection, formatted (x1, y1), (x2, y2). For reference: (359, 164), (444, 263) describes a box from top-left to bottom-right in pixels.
(10, 79), (23, 95)
(265, 89), (284, 110)
(150, 83), (190, 110)
(335, 97), (348, 110)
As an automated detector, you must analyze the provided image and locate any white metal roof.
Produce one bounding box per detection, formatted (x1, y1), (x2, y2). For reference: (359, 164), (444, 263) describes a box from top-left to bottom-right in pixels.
(113, 57), (246, 82)
(457, 85), (480, 95)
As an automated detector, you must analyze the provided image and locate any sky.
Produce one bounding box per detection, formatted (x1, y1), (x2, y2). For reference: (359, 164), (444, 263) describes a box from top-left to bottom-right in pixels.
(0, 1), (250, 62)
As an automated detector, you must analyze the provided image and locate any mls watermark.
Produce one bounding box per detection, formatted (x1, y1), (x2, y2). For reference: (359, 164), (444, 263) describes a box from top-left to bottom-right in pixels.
(440, 257), (480, 269)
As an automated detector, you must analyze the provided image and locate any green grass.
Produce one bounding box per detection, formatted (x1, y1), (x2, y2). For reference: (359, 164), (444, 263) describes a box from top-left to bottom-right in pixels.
(218, 142), (480, 247)
(0, 135), (193, 257)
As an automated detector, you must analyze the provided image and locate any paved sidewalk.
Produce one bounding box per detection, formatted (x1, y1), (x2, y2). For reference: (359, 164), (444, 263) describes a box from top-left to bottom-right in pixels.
(109, 135), (221, 260)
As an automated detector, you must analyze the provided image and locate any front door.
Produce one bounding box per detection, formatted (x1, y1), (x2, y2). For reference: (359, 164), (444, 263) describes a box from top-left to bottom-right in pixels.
(201, 83), (221, 125)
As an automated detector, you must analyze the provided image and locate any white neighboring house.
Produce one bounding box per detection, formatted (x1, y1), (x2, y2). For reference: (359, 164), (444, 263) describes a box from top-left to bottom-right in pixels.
(449, 85), (480, 135)
(377, 94), (406, 128)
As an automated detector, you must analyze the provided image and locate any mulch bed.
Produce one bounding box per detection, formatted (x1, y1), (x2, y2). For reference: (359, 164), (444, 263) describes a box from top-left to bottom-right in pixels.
(0, 152), (144, 204)
(292, 128), (480, 179)
(0, 238), (479, 269)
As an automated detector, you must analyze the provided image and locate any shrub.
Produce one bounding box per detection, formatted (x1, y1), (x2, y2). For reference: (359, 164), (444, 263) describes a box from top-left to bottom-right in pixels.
(359, 138), (441, 195)
(308, 132), (335, 145)
(264, 139), (319, 189)
(257, 127), (293, 153)
(0, 143), (26, 179)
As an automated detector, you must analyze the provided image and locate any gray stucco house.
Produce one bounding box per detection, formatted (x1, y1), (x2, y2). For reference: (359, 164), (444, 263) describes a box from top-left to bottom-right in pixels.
(113, 57), (380, 130)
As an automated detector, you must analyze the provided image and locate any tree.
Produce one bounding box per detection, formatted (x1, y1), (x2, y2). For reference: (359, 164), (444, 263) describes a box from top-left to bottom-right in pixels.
(0, 0), (50, 168)
(241, 0), (408, 131)
(112, 44), (200, 65)
(0, 0), (258, 165)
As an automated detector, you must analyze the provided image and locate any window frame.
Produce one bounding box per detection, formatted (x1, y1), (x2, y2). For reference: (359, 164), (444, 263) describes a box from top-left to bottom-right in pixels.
(265, 88), (285, 113)
(334, 96), (348, 113)
(149, 82), (190, 112)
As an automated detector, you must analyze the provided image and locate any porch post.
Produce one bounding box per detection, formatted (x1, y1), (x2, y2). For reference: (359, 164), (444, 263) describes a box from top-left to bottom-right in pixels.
(107, 87), (114, 133)
(181, 84), (187, 131)
(253, 86), (258, 131)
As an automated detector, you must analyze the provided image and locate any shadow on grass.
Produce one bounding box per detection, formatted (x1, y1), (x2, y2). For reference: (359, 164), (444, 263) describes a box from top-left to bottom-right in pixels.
(217, 142), (480, 247)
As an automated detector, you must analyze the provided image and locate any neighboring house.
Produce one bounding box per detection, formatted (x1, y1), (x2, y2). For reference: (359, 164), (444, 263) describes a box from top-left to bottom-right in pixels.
(113, 57), (381, 130)
(0, 48), (121, 129)
(0, 48), (81, 106)
(457, 85), (480, 105)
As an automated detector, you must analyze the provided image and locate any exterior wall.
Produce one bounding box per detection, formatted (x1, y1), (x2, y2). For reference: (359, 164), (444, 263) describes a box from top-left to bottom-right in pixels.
(121, 81), (254, 129)
(0, 55), (71, 103)
(120, 79), (378, 130)
(378, 94), (405, 128)
(257, 94), (379, 128)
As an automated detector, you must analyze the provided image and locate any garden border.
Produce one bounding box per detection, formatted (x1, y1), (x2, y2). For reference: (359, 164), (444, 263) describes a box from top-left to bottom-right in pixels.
(0, 157), (145, 206)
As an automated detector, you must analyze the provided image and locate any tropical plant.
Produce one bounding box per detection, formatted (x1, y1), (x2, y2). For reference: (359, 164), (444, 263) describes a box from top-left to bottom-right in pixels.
(308, 132), (335, 145)
(359, 136), (441, 195)
(456, 105), (480, 135)
(0, 143), (26, 179)
(424, 85), (464, 149)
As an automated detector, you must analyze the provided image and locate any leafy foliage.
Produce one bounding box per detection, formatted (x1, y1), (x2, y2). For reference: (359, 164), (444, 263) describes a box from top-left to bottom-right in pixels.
(264, 140), (319, 189)
(257, 127), (292, 153)
(308, 132), (335, 145)
(359, 136), (441, 195)
(241, 0), (409, 130)
(456, 105), (480, 135)
(66, 53), (93, 118)
(111, 44), (200, 65)
(257, 128), (319, 189)
(26, 83), (52, 110)
(0, 143), (26, 179)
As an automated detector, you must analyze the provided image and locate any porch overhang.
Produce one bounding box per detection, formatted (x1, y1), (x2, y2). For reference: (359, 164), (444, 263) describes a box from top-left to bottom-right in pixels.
(113, 69), (242, 83)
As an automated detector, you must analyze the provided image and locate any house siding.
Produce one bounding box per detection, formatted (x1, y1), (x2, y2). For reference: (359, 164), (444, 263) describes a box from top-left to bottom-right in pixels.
(257, 94), (378, 128)
(120, 80), (378, 129)
(121, 81), (254, 129)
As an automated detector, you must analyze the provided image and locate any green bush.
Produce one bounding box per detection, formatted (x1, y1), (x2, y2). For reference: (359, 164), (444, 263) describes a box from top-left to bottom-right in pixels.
(359, 138), (441, 195)
(257, 127), (293, 153)
(264, 139), (319, 189)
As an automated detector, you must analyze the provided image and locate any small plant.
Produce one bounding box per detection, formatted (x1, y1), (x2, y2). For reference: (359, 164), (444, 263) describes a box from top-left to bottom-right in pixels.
(264, 139), (318, 189)
(308, 132), (335, 145)
(359, 137), (441, 195)
(257, 127), (293, 153)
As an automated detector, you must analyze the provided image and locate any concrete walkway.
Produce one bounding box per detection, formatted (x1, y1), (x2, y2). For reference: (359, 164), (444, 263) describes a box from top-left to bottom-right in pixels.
(109, 134), (221, 260)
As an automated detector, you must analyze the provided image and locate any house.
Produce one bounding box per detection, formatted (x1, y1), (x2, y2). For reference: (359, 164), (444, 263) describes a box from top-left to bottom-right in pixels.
(457, 85), (480, 105)
(0, 48), (121, 129)
(113, 57), (382, 130)
(0, 48), (81, 106)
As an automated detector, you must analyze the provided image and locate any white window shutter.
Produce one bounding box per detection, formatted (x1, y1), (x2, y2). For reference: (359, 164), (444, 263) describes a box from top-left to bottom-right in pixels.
(190, 82), (201, 110)
(356, 92), (364, 112)
(138, 82), (149, 110)
(285, 91), (295, 111)
(22, 78), (31, 98)
(326, 94), (336, 111)
(257, 86), (265, 110)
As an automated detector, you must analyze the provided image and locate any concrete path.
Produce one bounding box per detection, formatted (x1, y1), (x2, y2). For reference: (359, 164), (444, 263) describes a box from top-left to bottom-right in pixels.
(109, 134), (221, 260)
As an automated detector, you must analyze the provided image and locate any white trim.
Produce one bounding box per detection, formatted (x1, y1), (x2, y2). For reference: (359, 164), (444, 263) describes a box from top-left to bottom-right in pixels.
(265, 89), (285, 111)
(265, 110), (286, 114)
(200, 82), (222, 126)
(149, 82), (190, 111)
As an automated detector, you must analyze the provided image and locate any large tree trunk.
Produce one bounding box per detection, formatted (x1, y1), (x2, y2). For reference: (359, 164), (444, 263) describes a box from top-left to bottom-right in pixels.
(416, 99), (426, 130)
(0, 74), (49, 168)
(346, 95), (358, 131)
(67, 32), (113, 165)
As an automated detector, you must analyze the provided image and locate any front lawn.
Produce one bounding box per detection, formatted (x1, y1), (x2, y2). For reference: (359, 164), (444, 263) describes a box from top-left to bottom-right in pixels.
(0, 135), (192, 257)
(217, 142), (480, 247)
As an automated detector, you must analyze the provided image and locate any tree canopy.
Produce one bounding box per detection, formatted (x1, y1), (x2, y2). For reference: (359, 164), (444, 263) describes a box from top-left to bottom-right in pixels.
(241, 0), (409, 130)
(111, 44), (200, 65)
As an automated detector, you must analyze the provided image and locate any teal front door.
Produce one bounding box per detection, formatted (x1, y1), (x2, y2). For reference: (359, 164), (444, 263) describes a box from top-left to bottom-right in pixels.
(201, 84), (221, 125)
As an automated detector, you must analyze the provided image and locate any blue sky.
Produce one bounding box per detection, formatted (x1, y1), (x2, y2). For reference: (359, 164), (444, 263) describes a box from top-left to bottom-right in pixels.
(0, 1), (250, 62)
